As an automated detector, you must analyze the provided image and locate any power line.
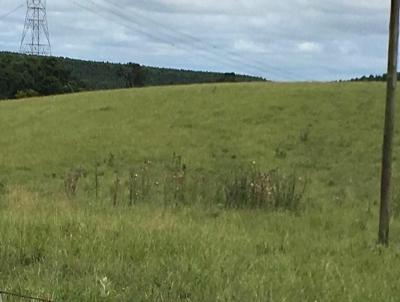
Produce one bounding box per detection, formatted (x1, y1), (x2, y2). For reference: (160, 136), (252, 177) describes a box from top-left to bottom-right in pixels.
(77, 0), (298, 81)
(103, 0), (305, 80)
(75, 1), (272, 79)
(95, 0), (347, 81)
(0, 4), (24, 21)
(95, 0), (301, 80)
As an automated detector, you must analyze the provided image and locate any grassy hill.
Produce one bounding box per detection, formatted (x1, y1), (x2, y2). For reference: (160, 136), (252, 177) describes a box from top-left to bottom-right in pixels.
(0, 82), (394, 200)
(1, 82), (400, 301)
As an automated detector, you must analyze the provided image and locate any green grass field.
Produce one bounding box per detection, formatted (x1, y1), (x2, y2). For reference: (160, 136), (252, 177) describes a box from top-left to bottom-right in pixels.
(1, 82), (400, 301)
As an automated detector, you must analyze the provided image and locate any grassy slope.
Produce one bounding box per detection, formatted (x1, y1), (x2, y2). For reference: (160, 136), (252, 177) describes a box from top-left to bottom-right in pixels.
(0, 82), (393, 198)
(1, 82), (400, 301)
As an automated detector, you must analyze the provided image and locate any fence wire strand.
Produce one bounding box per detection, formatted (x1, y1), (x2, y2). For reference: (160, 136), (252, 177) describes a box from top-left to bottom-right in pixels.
(0, 290), (54, 302)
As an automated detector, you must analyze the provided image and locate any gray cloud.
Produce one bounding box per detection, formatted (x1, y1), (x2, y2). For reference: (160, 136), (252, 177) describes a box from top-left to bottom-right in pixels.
(0, 0), (392, 80)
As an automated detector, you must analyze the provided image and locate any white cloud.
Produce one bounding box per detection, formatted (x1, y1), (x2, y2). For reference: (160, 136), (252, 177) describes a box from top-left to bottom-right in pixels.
(234, 39), (265, 53)
(297, 42), (322, 53)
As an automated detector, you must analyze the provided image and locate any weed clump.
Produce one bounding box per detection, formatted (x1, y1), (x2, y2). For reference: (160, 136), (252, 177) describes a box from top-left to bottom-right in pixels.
(62, 154), (307, 212)
(163, 153), (187, 205)
(224, 166), (306, 212)
(127, 160), (153, 205)
(64, 167), (87, 198)
(111, 172), (120, 207)
(0, 180), (7, 196)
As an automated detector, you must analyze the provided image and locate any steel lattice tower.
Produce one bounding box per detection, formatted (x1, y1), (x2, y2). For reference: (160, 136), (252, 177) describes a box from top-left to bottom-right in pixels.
(20, 0), (51, 56)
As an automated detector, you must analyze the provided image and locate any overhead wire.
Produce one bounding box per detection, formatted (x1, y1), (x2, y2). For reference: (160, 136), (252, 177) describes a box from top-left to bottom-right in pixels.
(103, 0), (307, 80)
(77, 0), (299, 81)
(101, 0), (302, 80)
(0, 3), (24, 21)
(75, 1), (275, 79)
(114, 0), (349, 80)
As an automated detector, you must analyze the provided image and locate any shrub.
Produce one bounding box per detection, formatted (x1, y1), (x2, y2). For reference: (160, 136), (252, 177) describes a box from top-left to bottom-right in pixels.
(15, 89), (40, 99)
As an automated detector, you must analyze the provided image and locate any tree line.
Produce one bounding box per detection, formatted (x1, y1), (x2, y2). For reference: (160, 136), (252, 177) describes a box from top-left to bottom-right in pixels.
(349, 73), (396, 82)
(0, 52), (264, 100)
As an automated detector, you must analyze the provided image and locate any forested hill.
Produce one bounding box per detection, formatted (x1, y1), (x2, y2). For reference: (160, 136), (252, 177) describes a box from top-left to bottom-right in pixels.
(0, 52), (265, 100)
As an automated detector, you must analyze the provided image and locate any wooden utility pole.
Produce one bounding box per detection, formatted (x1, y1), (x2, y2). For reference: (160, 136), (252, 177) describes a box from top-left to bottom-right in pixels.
(379, 0), (400, 246)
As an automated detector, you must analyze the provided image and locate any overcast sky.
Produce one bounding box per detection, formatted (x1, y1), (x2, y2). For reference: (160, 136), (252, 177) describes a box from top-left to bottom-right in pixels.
(0, 0), (392, 81)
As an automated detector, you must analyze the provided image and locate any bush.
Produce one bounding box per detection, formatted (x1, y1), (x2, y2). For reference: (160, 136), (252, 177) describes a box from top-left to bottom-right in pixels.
(15, 89), (40, 99)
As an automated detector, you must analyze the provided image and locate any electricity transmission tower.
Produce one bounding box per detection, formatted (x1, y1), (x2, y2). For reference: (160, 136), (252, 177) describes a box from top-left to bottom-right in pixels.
(20, 0), (51, 56)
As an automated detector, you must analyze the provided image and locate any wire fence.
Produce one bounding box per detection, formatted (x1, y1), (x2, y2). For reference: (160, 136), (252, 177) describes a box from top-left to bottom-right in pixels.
(0, 291), (53, 302)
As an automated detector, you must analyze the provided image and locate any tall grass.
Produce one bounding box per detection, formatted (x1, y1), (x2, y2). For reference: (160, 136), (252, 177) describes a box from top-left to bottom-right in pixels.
(59, 154), (306, 212)
(0, 186), (398, 301)
(224, 166), (306, 211)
